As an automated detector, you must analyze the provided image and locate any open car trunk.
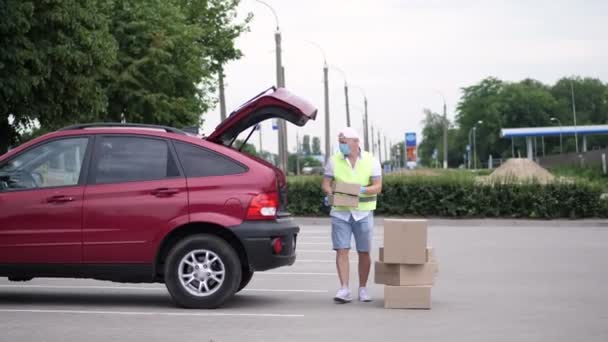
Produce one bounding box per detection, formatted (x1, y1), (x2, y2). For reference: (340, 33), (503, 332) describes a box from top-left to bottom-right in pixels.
(206, 87), (318, 215)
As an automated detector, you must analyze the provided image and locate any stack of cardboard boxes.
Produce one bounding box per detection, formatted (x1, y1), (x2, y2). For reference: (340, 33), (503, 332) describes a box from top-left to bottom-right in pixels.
(375, 219), (438, 309)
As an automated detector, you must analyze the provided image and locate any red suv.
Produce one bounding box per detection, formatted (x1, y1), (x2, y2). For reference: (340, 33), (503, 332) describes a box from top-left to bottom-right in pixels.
(0, 88), (317, 308)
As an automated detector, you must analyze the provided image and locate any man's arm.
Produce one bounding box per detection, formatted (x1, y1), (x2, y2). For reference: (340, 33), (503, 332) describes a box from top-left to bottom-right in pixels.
(321, 157), (334, 196)
(322, 177), (333, 196)
(362, 177), (382, 195)
(361, 155), (383, 195)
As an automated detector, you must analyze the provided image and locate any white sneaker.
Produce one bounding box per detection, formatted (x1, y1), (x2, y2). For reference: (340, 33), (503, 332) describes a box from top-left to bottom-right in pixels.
(333, 288), (352, 304)
(358, 287), (372, 302)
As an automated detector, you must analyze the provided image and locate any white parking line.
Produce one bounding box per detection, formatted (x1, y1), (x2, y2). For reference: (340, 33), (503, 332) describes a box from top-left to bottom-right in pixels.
(297, 249), (333, 253)
(260, 272), (334, 276)
(0, 309), (304, 318)
(0, 284), (327, 294)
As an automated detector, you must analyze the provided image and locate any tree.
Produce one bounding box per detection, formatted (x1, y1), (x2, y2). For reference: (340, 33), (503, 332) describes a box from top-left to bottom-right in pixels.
(0, 0), (117, 153)
(234, 139), (257, 156)
(103, 0), (210, 127)
(302, 135), (311, 156)
(312, 136), (321, 155)
(551, 77), (608, 151)
(176, 0), (251, 82)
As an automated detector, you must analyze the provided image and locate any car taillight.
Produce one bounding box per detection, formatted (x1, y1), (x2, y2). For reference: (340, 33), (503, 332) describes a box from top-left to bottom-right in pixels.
(272, 237), (284, 254)
(246, 192), (279, 220)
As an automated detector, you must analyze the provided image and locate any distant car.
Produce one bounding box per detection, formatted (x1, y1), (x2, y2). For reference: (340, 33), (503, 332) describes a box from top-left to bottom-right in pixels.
(302, 166), (324, 175)
(0, 87), (317, 308)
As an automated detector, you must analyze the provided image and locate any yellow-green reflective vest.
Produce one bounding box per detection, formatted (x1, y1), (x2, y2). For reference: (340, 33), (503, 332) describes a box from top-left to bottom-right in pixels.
(332, 151), (377, 211)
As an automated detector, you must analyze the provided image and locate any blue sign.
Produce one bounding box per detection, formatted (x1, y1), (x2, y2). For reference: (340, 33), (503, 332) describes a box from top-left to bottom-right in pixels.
(272, 119), (278, 130)
(405, 132), (416, 147)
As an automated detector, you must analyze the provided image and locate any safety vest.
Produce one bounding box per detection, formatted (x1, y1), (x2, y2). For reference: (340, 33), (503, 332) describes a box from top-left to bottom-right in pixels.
(332, 151), (377, 211)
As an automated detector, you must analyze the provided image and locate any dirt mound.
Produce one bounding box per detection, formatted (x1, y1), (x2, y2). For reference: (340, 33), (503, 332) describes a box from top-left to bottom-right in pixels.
(487, 158), (555, 184)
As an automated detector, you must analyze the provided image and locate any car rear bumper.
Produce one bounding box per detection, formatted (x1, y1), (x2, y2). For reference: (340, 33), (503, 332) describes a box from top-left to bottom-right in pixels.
(230, 217), (299, 272)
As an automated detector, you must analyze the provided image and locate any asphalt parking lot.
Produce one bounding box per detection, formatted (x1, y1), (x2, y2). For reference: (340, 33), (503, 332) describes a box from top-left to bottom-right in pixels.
(1, 218), (607, 342)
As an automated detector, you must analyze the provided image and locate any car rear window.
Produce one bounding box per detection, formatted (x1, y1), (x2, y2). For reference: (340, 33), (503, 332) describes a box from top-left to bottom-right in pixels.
(174, 142), (246, 178)
(93, 136), (180, 184)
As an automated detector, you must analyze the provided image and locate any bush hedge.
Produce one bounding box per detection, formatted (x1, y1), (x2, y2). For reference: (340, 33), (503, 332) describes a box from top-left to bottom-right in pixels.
(286, 175), (608, 218)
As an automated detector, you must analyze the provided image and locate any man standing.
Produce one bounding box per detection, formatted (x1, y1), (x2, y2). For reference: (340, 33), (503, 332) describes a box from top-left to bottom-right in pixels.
(322, 127), (383, 303)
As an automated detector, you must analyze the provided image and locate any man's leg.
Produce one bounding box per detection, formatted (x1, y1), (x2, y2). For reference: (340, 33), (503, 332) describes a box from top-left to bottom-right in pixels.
(336, 249), (350, 287)
(357, 251), (371, 287)
(331, 215), (353, 303)
(331, 216), (352, 288)
(353, 214), (373, 301)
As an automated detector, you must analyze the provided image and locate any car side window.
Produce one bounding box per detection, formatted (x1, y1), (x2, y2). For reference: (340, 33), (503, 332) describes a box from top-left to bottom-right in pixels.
(174, 142), (246, 178)
(0, 138), (89, 191)
(93, 136), (180, 184)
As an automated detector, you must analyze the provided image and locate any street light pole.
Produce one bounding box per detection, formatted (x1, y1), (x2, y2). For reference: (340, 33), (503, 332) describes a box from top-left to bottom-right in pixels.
(468, 120), (483, 169)
(570, 79), (579, 153)
(302, 40), (330, 163)
(323, 63), (330, 163)
(352, 86), (368, 151)
(255, 0), (287, 171)
(434, 91), (448, 169)
(330, 66), (350, 127)
(218, 65), (227, 121)
(377, 130), (382, 163)
(550, 117), (563, 154)
(371, 124), (375, 155)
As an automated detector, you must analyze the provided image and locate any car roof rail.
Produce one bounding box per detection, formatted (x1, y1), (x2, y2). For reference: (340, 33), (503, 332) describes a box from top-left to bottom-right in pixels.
(58, 123), (188, 135)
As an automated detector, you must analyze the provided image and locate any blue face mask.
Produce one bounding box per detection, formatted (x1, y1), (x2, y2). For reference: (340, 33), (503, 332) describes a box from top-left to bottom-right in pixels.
(339, 143), (351, 156)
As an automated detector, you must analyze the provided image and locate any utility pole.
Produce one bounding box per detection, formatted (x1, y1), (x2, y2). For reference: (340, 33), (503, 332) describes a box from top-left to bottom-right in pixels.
(442, 100), (448, 169)
(571, 80), (579, 153)
(275, 29), (286, 171)
(384, 135), (388, 166)
(378, 130), (382, 163)
(344, 83), (351, 127)
(218, 65), (227, 121)
(364, 97), (369, 151)
(296, 131), (300, 175)
(323, 63), (330, 163)
(280, 66), (288, 171)
(371, 125), (375, 155)
(259, 125), (263, 154)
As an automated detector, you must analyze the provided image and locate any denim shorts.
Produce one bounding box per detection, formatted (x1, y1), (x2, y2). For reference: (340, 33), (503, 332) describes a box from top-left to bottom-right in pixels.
(331, 214), (374, 252)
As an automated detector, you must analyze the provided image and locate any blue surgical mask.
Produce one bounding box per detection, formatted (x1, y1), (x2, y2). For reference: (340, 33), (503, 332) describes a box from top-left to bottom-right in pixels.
(339, 143), (351, 156)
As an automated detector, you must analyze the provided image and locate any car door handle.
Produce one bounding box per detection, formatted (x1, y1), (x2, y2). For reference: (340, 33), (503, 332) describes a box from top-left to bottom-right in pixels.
(46, 195), (75, 203)
(151, 188), (180, 197)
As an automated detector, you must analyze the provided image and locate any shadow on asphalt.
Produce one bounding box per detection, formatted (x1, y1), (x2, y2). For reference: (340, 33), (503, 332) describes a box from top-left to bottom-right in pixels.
(0, 291), (289, 310)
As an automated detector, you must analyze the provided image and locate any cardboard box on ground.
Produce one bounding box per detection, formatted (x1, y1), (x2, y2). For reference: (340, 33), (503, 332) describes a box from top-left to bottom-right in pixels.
(382, 219), (428, 264)
(384, 286), (432, 309)
(377, 219), (438, 310)
(374, 261), (436, 286)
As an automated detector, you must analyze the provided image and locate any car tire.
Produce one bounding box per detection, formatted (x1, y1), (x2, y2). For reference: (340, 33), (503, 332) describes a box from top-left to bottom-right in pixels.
(236, 268), (254, 293)
(164, 234), (242, 309)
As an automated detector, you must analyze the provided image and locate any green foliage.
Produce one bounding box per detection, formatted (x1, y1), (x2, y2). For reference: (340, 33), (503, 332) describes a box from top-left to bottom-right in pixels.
(234, 139), (257, 156)
(312, 136), (321, 155)
(104, 0), (209, 125)
(450, 76), (608, 166)
(288, 154), (323, 175)
(1, 0), (250, 154)
(286, 174), (607, 218)
(0, 0), (117, 153)
(302, 135), (311, 156)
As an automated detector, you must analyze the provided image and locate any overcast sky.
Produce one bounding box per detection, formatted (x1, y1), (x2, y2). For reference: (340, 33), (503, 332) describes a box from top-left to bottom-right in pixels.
(202, 0), (608, 158)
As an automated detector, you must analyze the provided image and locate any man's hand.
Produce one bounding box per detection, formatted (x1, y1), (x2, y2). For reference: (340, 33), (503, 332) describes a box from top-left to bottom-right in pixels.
(321, 177), (333, 196)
